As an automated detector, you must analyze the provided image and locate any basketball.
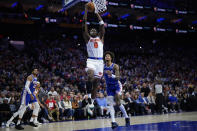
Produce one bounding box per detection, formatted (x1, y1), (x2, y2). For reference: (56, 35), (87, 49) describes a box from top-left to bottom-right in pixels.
(87, 2), (95, 12)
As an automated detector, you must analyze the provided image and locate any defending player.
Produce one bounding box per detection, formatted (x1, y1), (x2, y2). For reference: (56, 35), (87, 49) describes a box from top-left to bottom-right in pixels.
(6, 69), (40, 130)
(82, 3), (105, 99)
(103, 51), (130, 129)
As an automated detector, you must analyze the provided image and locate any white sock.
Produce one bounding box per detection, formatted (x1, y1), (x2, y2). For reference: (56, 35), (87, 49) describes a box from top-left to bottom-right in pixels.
(8, 116), (14, 123)
(34, 117), (38, 123)
(109, 105), (115, 122)
(119, 104), (129, 118)
(17, 120), (21, 125)
(88, 94), (91, 98)
(30, 117), (34, 122)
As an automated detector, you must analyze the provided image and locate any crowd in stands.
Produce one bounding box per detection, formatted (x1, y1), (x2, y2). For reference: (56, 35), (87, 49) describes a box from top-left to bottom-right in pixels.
(0, 36), (197, 127)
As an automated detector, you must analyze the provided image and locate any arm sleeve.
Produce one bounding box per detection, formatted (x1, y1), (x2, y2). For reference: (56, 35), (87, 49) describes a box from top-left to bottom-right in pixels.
(25, 80), (32, 94)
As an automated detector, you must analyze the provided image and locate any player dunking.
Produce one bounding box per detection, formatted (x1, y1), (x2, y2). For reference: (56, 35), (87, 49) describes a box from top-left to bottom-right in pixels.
(82, 4), (105, 99)
(103, 51), (130, 129)
(6, 69), (40, 130)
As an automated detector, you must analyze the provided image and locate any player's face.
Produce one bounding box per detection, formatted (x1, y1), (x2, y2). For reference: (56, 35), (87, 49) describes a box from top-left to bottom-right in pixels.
(90, 28), (98, 37)
(105, 54), (112, 62)
(32, 69), (39, 76)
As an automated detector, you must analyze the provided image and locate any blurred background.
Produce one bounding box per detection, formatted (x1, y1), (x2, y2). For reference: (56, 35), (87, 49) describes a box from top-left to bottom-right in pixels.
(0, 0), (197, 126)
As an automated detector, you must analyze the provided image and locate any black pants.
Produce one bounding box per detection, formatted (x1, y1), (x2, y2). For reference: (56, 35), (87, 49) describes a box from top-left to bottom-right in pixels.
(156, 93), (163, 113)
(149, 103), (156, 114)
(0, 112), (11, 125)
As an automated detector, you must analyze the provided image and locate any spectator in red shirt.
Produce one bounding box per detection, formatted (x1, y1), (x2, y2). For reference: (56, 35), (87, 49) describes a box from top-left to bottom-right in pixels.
(45, 94), (60, 121)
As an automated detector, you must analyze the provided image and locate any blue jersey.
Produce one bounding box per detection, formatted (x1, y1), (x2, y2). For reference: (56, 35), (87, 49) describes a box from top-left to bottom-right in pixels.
(104, 63), (119, 86)
(24, 74), (37, 95)
(104, 63), (121, 96)
(21, 75), (38, 105)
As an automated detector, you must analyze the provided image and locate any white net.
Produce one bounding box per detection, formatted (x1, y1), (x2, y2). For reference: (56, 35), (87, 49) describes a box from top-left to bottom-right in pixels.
(92, 0), (107, 13)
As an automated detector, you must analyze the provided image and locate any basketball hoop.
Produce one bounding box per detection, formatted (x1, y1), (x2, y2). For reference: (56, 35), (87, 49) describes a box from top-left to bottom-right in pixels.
(92, 0), (107, 13)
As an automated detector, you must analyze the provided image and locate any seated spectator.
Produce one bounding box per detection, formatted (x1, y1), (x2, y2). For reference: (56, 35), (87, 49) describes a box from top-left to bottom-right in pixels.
(124, 92), (134, 115)
(2, 86), (10, 95)
(0, 94), (6, 104)
(86, 98), (94, 118)
(38, 96), (50, 123)
(133, 94), (141, 115)
(56, 96), (65, 120)
(45, 94), (60, 121)
(138, 92), (149, 115)
(48, 87), (58, 97)
(62, 97), (74, 120)
(96, 93), (107, 117)
(168, 91), (180, 112)
(82, 95), (89, 117)
(9, 98), (17, 113)
(147, 92), (156, 114)
(141, 83), (150, 97)
(72, 96), (83, 120)
(0, 99), (11, 126)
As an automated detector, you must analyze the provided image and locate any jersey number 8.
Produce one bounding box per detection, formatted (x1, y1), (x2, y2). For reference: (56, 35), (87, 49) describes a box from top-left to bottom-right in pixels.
(94, 42), (98, 48)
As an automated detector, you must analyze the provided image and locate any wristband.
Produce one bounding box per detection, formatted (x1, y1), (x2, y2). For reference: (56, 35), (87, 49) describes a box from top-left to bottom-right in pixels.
(111, 74), (116, 78)
(99, 20), (104, 25)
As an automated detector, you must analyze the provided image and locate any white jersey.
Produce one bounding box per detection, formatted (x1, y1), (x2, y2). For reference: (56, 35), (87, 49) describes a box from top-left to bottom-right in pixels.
(87, 37), (103, 58)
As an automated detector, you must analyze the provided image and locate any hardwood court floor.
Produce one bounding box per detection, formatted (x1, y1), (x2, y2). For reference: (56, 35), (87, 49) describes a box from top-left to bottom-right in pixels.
(1, 112), (197, 131)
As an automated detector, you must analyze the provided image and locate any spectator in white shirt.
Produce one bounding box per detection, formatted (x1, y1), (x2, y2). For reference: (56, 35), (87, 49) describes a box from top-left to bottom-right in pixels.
(56, 96), (65, 120)
(147, 92), (156, 114)
(48, 87), (58, 96)
(62, 97), (74, 120)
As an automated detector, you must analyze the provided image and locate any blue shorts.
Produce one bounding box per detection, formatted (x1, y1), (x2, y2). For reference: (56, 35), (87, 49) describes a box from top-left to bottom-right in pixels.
(106, 83), (121, 96)
(20, 90), (37, 106)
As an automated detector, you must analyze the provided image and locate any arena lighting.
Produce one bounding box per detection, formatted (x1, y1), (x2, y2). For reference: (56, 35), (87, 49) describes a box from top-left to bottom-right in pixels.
(102, 12), (110, 17)
(137, 16), (147, 21)
(118, 14), (130, 20)
(59, 8), (66, 12)
(11, 2), (18, 8)
(36, 5), (44, 11)
(157, 18), (165, 23)
(192, 20), (197, 24)
(172, 19), (182, 23)
(176, 29), (187, 33)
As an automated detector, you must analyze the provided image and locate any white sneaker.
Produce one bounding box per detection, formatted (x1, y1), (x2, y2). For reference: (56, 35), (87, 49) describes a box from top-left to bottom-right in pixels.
(34, 122), (42, 125)
(34, 121), (42, 125)
(6, 122), (10, 128)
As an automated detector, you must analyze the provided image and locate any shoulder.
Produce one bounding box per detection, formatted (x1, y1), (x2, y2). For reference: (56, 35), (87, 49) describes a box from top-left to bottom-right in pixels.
(27, 75), (33, 81)
(113, 64), (119, 69)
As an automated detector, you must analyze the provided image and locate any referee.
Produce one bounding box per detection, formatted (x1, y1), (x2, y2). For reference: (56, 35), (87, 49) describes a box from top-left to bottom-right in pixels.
(155, 79), (163, 114)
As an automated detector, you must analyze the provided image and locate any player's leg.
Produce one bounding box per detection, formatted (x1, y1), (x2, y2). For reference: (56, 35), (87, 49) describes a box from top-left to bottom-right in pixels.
(29, 101), (40, 126)
(107, 95), (118, 129)
(6, 91), (28, 128)
(86, 69), (94, 98)
(92, 78), (99, 99)
(92, 60), (103, 99)
(6, 104), (27, 128)
(115, 82), (130, 126)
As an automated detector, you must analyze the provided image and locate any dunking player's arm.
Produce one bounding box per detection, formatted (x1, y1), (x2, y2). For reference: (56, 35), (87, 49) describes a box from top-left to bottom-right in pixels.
(95, 13), (105, 43)
(82, 4), (90, 43)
